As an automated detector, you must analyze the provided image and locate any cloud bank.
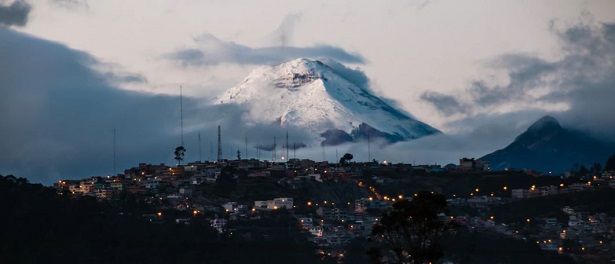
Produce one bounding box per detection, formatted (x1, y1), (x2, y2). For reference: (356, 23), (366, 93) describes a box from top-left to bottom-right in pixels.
(0, 0), (30, 26)
(422, 22), (615, 140)
(0, 28), (314, 184)
(167, 33), (365, 67)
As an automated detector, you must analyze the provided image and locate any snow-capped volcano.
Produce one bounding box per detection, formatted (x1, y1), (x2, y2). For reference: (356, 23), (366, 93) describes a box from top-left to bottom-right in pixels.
(213, 58), (439, 145)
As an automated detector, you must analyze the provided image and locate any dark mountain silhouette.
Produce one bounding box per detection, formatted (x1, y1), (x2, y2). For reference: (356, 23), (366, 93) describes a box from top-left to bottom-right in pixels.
(480, 116), (615, 174)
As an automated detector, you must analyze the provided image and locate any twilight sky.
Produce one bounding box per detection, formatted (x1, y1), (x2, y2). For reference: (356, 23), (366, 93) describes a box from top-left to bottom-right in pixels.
(2, 0), (615, 184)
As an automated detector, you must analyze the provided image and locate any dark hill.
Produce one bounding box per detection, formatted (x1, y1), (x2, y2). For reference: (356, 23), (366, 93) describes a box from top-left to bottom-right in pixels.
(480, 116), (615, 174)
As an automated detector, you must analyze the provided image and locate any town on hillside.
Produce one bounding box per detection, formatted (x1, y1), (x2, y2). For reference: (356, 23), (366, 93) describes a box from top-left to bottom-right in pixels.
(52, 156), (615, 263)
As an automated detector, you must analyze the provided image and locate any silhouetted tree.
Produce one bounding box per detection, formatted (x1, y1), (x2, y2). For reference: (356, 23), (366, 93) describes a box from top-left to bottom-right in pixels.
(369, 191), (457, 264)
(576, 165), (589, 177)
(339, 153), (354, 165)
(605, 155), (615, 171)
(593, 163), (602, 173)
(174, 145), (186, 165)
(215, 167), (237, 197)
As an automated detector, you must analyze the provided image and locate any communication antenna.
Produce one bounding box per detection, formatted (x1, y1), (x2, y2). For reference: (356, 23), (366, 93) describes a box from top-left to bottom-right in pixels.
(286, 131), (289, 161)
(321, 145), (325, 162)
(217, 125), (222, 162)
(198, 132), (202, 162)
(336, 148), (338, 164)
(367, 134), (371, 162)
(113, 128), (116, 175)
(180, 85), (184, 146)
(272, 137), (277, 162)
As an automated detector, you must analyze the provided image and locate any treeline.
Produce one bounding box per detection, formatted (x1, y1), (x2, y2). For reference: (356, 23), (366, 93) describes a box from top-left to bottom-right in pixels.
(0, 175), (323, 264)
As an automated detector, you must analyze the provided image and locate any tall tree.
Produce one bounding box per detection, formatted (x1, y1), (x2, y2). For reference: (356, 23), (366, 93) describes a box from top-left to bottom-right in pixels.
(605, 155), (615, 171)
(339, 153), (354, 165)
(369, 191), (457, 264)
(174, 146), (186, 165)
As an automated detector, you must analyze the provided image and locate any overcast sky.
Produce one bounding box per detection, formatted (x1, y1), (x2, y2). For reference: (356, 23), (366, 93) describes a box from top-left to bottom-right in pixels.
(2, 0), (615, 184)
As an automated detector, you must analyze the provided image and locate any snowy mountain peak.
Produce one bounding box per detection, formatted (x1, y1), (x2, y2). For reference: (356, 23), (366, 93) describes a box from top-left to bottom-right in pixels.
(213, 58), (440, 145)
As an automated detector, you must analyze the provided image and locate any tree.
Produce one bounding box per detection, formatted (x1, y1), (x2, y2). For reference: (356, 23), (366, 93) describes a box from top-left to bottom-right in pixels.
(369, 191), (457, 264)
(339, 153), (354, 165)
(215, 166), (237, 197)
(605, 154), (615, 171)
(174, 145), (186, 165)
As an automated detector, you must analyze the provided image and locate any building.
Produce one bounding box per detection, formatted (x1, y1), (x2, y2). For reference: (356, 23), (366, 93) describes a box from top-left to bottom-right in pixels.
(459, 158), (489, 171)
(210, 218), (227, 233)
(254, 197), (294, 210)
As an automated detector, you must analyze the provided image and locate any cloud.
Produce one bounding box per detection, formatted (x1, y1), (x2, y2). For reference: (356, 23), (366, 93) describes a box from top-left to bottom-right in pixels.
(0, 27), (318, 185)
(167, 33), (365, 66)
(421, 21), (615, 139)
(51, 0), (89, 9)
(420, 91), (466, 116)
(271, 13), (302, 47)
(0, 0), (30, 26)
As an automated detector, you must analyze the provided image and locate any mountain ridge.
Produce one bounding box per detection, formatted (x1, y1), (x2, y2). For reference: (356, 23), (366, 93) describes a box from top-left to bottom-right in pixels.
(480, 115), (615, 174)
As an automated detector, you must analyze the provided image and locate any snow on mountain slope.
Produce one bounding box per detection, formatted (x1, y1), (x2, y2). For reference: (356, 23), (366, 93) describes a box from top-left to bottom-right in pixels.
(213, 58), (440, 145)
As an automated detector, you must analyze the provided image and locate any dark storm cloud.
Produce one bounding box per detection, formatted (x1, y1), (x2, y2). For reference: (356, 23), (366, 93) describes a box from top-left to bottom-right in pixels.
(0, 28), (314, 185)
(421, 22), (615, 139)
(0, 0), (30, 26)
(167, 33), (365, 66)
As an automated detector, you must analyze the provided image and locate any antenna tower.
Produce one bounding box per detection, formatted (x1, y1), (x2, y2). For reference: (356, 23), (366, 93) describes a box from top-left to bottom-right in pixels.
(321, 145), (325, 161)
(180, 86), (184, 146)
(367, 134), (371, 162)
(198, 132), (202, 162)
(285, 131), (289, 161)
(113, 128), (116, 175)
(272, 137), (277, 162)
(217, 125), (222, 162)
